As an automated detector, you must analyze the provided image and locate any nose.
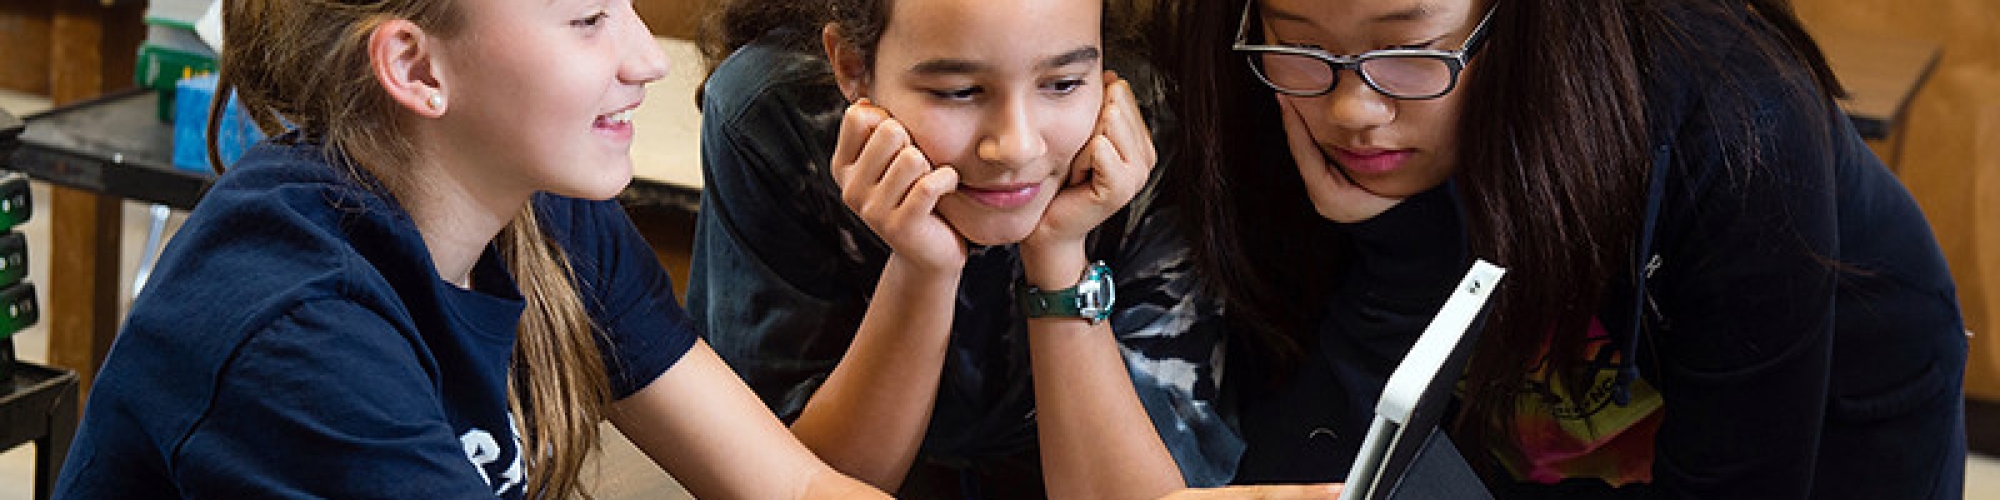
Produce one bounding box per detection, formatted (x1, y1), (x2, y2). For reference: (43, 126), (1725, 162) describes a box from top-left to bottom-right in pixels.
(1319, 68), (1394, 131)
(618, 6), (670, 85)
(977, 97), (1047, 167)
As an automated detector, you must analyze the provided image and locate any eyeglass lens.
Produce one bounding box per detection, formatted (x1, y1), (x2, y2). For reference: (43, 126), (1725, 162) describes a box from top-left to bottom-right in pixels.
(1254, 53), (1455, 97)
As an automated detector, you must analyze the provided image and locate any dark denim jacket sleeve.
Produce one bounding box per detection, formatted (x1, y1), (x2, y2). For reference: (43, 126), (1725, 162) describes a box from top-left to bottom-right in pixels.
(686, 39), (878, 422)
(687, 36), (1243, 486)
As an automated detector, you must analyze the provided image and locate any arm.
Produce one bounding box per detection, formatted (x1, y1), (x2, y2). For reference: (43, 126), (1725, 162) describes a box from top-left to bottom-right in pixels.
(551, 182), (892, 497)
(788, 253), (960, 489)
(690, 84), (964, 489)
(688, 41), (894, 425)
(787, 101), (969, 489)
(1020, 73), (1183, 500)
(1644, 72), (1840, 498)
(610, 340), (889, 500)
(1025, 299), (1184, 500)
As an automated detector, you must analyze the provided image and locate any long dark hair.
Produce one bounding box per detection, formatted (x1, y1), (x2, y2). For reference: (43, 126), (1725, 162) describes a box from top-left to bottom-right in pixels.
(1154, 0), (1842, 475)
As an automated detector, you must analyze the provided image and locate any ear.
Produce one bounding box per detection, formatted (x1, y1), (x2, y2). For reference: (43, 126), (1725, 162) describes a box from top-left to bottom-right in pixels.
(821, 23), (870, 102)
(370, 19), (449, 118)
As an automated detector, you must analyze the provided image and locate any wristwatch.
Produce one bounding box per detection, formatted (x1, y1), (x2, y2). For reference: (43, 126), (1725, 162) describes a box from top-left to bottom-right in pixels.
(1018, 261), (1116, 324)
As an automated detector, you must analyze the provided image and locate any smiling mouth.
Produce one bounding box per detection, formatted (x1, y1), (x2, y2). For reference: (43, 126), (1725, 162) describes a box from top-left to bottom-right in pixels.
(595, 109), (635, 127)
(957, 183), (1040, 209)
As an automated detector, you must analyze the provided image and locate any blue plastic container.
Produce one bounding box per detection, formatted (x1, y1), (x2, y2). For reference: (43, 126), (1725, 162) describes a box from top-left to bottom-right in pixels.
(172, 74), (264, 173)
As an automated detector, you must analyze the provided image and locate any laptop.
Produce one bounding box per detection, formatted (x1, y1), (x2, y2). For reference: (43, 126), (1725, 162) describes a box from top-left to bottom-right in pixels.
(1339, 260), (1504, 500)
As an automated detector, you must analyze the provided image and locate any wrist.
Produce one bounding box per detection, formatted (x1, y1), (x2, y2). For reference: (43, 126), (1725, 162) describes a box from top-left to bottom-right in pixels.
(1019, 241), (1088, 289)
(1017, 260), (1116, 325)
(887, 251), (965, 281)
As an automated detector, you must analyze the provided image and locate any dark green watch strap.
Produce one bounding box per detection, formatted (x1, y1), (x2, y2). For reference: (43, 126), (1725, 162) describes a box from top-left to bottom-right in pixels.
(1017, 261), (1115, 323)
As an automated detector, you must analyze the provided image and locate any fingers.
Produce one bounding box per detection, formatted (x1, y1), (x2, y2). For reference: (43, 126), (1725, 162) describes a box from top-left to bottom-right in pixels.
(830, 99), (887, 173)
(1276, 96), (1331, 176)
(1234, 483), (1342, 499)
(1102, 72), (1157, 168)
(897, 165), (959, 226)
(1083, 135), (1136, 205)
(862, 145), (935, 220)
(1155, 484), (1343, 500)
(1276, 94), (1402, 222)
(838, 116), (912, 211)
(1075, 72), (1155, 192)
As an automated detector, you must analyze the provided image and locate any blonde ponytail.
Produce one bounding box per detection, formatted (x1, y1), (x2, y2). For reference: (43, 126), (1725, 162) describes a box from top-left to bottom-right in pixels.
(501, 204), (611, 500)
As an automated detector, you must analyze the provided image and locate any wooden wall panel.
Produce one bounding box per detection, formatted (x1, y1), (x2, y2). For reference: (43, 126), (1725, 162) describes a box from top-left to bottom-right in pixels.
(1897, 65), (2000, 400)
(636, 0), (718, 41)
(1969, 83), (2000, 400)
(0, 0), (142, 99)
(0, 1), (54, 95)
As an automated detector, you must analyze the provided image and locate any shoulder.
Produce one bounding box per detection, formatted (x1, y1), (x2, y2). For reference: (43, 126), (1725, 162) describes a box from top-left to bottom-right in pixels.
(698, 30), (851, 208)
(117, 139), (426, 381)
(1640, 2), (1835, 140)
(701, 30), (846, 135)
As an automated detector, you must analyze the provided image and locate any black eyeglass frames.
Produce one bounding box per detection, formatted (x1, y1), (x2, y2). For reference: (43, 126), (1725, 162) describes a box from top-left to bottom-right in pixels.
(1231, 2), (1498, 100)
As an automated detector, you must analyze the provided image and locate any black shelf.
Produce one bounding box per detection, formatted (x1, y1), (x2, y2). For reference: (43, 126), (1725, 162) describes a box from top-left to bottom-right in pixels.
(8, 89), (213, 210)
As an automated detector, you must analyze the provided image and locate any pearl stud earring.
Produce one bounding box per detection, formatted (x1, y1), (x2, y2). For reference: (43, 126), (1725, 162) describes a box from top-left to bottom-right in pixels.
(427, 93), (445, 111)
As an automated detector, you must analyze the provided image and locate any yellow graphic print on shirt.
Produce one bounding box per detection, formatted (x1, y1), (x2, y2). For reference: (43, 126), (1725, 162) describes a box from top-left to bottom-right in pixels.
(1498, 317), (1663, 487)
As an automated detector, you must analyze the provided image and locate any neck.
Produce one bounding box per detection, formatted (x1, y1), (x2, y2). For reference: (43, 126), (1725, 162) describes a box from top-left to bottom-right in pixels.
(402, 139), (536, 289)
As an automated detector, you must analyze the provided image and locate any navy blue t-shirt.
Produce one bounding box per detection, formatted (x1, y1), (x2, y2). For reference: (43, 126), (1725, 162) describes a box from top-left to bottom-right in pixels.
(53, 139), (697, 499)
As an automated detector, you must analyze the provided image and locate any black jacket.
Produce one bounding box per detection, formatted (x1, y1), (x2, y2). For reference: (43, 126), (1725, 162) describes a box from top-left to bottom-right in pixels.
(1233, 4), (1967, 499)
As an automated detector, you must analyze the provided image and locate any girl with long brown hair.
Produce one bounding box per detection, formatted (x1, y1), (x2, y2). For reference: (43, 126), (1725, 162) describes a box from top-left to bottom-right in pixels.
(53, 0), (886, 498)
(1155, 0), (1967, 497)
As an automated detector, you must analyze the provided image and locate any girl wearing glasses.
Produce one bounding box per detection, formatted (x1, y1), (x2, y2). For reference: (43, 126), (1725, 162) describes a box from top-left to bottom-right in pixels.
(688, 0), (1325, 498)
(1155, 0), (1966, 497)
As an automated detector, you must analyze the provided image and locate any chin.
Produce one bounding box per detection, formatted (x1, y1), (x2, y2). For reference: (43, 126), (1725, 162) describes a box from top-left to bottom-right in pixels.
(558, 165), (634, 201)
(958, 227), (1033, 247)
(549, 179), (631, 201)
(938, 194), (1053, 247)
(1342, 174), (1442, 200)
(948, 216), (1042, 246)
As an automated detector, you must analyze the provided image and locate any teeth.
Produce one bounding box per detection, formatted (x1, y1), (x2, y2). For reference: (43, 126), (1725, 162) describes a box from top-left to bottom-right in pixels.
(605, 109), (635, 125)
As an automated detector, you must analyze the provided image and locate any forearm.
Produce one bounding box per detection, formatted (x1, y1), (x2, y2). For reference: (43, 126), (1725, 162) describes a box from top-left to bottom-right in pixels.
(1022, 242), (1183, 500)
(1028, 318), (1184, 499)
(799, 463), (899, 500)
(611, 343), (891, 500)
(790, 254), (960, 491)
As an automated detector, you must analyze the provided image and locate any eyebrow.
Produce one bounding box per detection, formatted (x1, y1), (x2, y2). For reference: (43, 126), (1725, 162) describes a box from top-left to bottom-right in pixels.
(1041, 46), (1102, 70)
(1263, 2), (1436, 24)
(908, 46), (1103, 76)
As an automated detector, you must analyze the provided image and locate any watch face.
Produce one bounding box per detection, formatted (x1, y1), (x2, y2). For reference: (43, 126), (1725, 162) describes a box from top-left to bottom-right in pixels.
(1081, 262), (1114, 320)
